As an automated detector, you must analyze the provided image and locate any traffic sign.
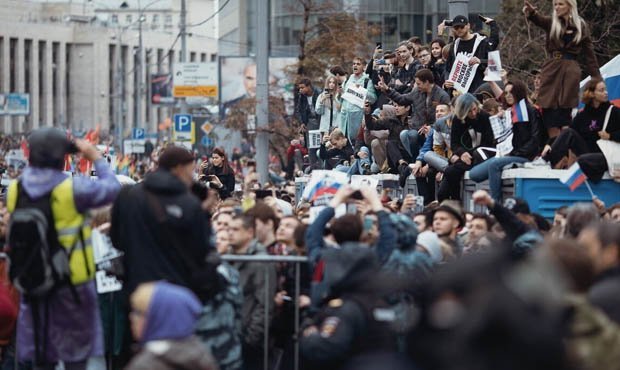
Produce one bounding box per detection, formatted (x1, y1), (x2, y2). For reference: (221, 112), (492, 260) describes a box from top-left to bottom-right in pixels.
(173, 63), (218, 98)
(173, 114), (195, 143)
(200, 122), (214, 134)
(201, 136), (213, 147)
(132, 128), (145, 140)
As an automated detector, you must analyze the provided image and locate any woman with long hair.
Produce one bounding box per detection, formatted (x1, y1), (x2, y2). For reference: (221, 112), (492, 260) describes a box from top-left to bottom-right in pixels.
(429, 38), (446, 87)
(201, 147), (235, 199)
(543, 78), (620, 181)
(315, 75), (341, 132)
(523, 0), (600, 140)
(469, 80), (542, 202)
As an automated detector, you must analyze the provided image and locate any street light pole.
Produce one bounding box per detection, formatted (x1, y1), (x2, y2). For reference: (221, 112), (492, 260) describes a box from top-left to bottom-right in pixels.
(116, 28), (124, 153)
(179, 0), (188, 115)
(136, 12), (144, 130)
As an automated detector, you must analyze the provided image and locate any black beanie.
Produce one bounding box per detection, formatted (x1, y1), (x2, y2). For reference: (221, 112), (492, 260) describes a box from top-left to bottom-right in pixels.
(158, 146), (194, 170)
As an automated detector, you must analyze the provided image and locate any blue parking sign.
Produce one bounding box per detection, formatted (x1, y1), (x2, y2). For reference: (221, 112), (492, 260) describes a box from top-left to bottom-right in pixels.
(174, 114), (193, 132)
(132, 128), (145, 139)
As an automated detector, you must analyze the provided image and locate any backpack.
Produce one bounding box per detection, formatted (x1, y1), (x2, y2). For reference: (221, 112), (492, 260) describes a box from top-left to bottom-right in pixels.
(7, 182), (73, 299)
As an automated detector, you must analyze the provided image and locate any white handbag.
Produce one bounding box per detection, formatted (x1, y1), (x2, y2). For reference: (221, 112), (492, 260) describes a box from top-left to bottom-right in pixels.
(596, 105), (620, 181)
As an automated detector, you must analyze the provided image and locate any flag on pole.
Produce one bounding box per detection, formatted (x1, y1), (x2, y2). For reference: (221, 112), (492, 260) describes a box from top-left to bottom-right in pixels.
(511, 99), (530, 123)
(559, 162), (587, 191)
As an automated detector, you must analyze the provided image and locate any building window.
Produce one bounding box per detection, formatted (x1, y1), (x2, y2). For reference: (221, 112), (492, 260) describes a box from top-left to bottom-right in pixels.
(210, 53), (217, 62)
(25, 40), (32, 95)
(165, 14), (172, 24)
(200, 53), (207, 62)
(111, 14), (118, 23)
(126, 14), (132, 24)
(190, 52), (196, 62)
(153, 14), (159, 23)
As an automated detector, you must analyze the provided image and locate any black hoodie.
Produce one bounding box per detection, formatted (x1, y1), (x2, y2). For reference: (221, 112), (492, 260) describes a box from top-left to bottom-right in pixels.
(571, 101), (620, 153)
(110, 169), (217, 300)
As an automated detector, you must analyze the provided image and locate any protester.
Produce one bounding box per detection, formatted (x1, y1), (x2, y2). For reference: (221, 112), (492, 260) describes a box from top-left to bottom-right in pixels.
(469, 80), (542, 202)
(523, 0), (600, 139)
(542, 78), (620, 180)
(316, 76), (342, 132)
(125, 282), (218, 370)
(6, 128), (120, 370)
(339, 57), (378, 142)
(202, 147), (236, 199)
(437, 93), (494, 201)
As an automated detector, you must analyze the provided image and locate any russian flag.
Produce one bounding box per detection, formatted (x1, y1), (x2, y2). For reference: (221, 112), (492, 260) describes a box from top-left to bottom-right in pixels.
(559, 162), (587, 191)
(580, 54), (620, 108)
(511, 99), (529, 123)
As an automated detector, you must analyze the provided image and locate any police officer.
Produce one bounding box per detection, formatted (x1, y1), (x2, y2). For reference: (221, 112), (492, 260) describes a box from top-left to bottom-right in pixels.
(300, 246), (401, 370)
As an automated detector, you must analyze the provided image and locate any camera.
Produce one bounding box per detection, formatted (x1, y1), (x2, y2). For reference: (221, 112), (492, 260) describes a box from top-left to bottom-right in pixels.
(375, 59), (387, 66)
(444, 19), (453, 27)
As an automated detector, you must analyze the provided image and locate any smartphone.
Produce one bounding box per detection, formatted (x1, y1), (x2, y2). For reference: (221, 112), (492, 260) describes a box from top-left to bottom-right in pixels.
(376, 42), (383, 49)
(478, 14), (486, 22)
(350, 190), (364, 200)
(444, 19), (453, 27)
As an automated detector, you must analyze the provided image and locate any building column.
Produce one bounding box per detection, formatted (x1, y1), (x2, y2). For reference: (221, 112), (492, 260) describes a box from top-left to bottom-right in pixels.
(15, 37), (25, 132)
(1, 37), (10, 133)
(56, 42), (67, 130)
(31, 40), (40, 130)
(125, 44), (135, 132)
(43, 41), (53, 128)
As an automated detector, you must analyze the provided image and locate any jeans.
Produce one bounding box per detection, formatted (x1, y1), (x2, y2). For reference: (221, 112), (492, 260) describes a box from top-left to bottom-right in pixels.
(399, 130), (425, 159)
(423, 151), (449, 172)
(469, 156), (529, 202)
(335, 147), (371, 176)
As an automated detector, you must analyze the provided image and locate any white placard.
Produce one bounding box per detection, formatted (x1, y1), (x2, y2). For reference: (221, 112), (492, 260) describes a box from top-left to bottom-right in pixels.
(484, 51), (502, 82)
(489, 110), (512, 140)
(123, 139), (146, 154)
(308, 130), (323, 149)
(96, 270), (123, 293)
(341, 83), (368, 108)
(496, 132), (514, 157)
(447, 53), (480, 94)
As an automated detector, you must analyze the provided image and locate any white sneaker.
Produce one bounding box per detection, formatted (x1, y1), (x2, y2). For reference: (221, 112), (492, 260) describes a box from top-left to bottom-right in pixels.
(524, 157), (550, 169)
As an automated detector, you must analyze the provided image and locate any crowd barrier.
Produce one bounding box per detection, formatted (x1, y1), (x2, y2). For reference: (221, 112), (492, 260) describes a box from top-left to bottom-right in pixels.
(220, 254), (309, 370)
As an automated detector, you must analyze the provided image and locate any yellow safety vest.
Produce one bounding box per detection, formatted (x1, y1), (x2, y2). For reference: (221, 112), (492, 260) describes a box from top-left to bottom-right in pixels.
(7, 178), (95, 285)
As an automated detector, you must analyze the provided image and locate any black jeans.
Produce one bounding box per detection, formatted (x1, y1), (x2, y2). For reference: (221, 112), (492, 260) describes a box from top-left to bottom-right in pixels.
(416, 166), (438, 204)
(578, 153), (609, 182)
(545, 128), (590, 166)
(386, 140), (413, 173)
(437, 160), (472, 201)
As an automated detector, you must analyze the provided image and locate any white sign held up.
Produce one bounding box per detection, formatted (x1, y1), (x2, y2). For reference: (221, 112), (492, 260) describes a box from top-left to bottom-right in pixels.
(342, 84), (368, 108)
(308, 130), (323, 149)
(484, 51), (503, 82)
(448, 53), (479, 94)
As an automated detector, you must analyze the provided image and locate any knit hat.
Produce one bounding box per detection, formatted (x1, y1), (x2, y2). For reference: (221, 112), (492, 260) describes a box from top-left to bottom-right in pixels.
(433, 200), (465, 228)
(28, 127), (78, 169)
(381, 104), (398, 120)
(416, 231), (442, 264)
(158, 146), (194, 170)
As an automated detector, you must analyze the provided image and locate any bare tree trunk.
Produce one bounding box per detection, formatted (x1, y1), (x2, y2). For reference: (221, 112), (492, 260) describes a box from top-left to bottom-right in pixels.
(297, 0), (312, 76)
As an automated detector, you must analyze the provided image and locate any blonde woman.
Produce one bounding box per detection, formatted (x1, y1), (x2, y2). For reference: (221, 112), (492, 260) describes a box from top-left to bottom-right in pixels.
(523, 0), (600, 139)
(315, 75), (341, 132)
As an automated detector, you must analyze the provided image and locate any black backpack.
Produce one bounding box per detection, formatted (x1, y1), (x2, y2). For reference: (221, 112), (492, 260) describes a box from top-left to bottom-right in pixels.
(7, 182), (73, 299)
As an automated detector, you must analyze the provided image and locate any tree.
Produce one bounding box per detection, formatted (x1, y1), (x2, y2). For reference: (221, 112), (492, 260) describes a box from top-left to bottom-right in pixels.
(496, 0), (620, 82)
(293, 0), (381, 81)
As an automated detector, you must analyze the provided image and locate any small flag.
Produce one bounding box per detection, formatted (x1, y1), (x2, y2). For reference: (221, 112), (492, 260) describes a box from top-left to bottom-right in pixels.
(511, 99), (530, 123)
(559, 162), (587, 191)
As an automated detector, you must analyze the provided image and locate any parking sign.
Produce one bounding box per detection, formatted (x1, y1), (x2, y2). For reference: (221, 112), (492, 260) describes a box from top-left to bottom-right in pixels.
(173, 114), (194, 143)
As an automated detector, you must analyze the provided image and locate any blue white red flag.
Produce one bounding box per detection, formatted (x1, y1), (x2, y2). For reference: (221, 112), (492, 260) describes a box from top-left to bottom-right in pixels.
(559, 162), (587, 191)
(511, 99), (529, 123)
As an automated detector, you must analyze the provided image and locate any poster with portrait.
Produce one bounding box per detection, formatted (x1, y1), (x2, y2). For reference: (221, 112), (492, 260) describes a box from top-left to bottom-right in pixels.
(219, 57), (296, 120)
(151, 73), (174, 104)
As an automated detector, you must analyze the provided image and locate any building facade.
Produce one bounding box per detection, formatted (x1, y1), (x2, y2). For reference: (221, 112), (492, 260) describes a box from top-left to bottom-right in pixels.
(0, 0), (217, 137)
(220, 0), (500, 57)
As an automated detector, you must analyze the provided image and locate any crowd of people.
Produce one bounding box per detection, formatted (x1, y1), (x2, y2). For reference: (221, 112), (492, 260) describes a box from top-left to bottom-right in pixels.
(1, 1), (620, 370)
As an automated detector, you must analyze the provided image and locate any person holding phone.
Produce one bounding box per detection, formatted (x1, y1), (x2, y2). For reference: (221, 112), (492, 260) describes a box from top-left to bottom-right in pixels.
(201, 147), (235, 200)
(316, 76), (342, 132)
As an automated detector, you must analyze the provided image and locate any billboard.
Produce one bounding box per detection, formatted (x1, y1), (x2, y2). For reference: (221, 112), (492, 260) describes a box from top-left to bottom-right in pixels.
(173, 62), (218, 98)
(219, 57), (296, 119)
(151, 73), (174, 104)
(0, 93), (30, 115)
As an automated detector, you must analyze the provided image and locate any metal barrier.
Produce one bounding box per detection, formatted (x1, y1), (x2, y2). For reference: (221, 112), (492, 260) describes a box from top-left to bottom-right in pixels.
(221, 254), (309, 370)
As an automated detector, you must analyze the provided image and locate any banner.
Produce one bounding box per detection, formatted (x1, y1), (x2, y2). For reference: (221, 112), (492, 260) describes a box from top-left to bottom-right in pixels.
(342, 83), (368, 108)
(301, 170), (348, 205)
(0, 93), (30, 115)
(151, 73), (174, 104)
(448, 53), (479, 94)
(484, 51), (502, 82)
